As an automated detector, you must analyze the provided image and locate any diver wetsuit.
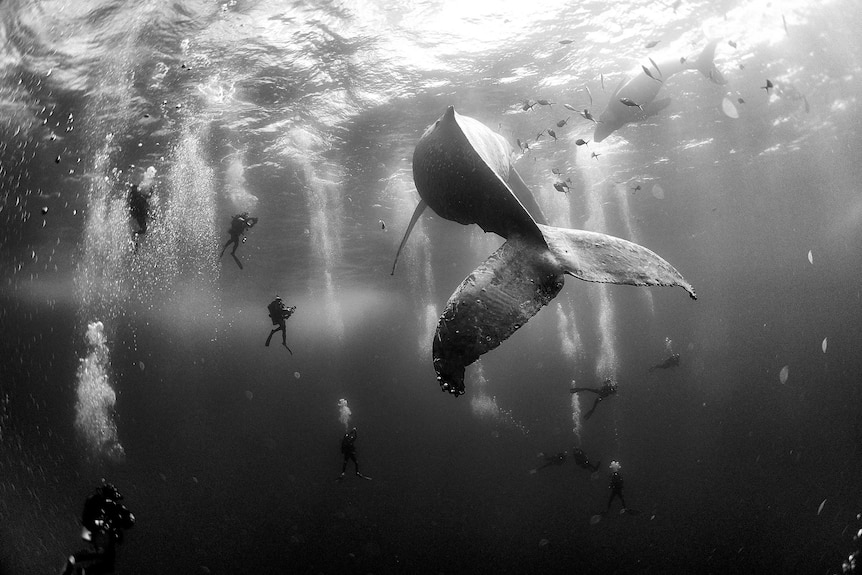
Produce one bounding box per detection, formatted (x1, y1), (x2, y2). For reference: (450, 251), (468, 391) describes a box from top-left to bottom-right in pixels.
(607, 470), (626, 512)
(536, 452), (567, 470)
(340, 428), (362, 477)
(571, 379), (618, 420)
(128, 184), (151, 235)
(572, 448), (600, 472)
(220, 212), (258, 268)
(62, 483), (135, 575)
(648, 353), (681, 373)
(265, 297), (295, 351)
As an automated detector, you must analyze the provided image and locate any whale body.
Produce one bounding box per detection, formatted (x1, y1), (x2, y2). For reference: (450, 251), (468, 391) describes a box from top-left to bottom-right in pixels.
(394, 107), (696, 396)
(594, 40), (727, 142)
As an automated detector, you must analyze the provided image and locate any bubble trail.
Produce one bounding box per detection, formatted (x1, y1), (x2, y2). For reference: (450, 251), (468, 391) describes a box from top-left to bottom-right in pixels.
(338, 398), (352, 430)
(74, 321), (124, 462)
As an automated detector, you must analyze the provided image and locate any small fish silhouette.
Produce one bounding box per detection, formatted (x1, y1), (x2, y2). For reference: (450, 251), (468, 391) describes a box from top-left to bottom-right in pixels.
(619, 97), (643, 110)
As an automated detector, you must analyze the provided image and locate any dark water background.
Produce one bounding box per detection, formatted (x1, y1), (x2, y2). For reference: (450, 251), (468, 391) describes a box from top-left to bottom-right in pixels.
(1, 0), (861, 573)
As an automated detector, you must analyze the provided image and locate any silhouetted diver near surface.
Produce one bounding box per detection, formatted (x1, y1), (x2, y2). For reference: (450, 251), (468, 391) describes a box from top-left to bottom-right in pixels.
(265, 296), (295, 352)
(220, 212), (258, 269)
(649, 353), (680, 373)
(571, 378), (618, 420)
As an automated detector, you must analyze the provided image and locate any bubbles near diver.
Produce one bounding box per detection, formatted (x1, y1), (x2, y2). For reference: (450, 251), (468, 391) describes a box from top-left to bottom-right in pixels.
(338, 398), (352, 430)
(779, 365), (789, 384)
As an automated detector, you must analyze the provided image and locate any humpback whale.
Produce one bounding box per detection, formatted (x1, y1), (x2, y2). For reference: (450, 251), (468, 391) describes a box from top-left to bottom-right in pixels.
(594, 40), (727, 142)
(393, 107), (696, 396)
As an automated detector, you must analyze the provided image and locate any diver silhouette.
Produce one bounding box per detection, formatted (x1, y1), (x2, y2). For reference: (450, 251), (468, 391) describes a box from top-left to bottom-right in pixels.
(572, 448), (601, 473)
(61, 481), (135, 575)
(570, 378), (618, 420)
(533, 451), (567, 472)
(606, 461), (627, 513)
(648, 353), (681, 373)
(128, 183), (153, 239)
(338, 427), (371, 481)
(265, 296), (295, 353)
(220, 212), (258, 269)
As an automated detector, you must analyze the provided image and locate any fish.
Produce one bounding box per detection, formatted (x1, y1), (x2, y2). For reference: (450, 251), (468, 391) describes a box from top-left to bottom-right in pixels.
(547, 129), (557, 140)
(645, 40), (660, 49)
(594, 40), (727, 142)
(649, 57), (663, 78)
(522, 100), (536, 111)
(536, 99), (554, 106)
(574, 138), (589, 146)
(556, 117), (570, 127)
(580, 109), (597, 123)
(553, 181), (569, 193)
(591, 151), (601, 160)
(391, 107), (696, 396)
(631, 185), (641, 192)
(642, 65), (662, 83)
(762, 79), (774, 92)
(559, 39), (573, 45)
(783, 14), (788, 33)
(585, 85), (593, 105)
(737, 97), (745, 104)
(379, 219), (386, 230)
(601, 73), (605, 90)
(563, 103), (578, 112)
(619, 97), (643, 110)
(728, 40), (737, 48)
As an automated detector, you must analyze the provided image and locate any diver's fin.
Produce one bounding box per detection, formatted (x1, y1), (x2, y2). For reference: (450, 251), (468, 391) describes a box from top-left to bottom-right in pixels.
(433, 236), (565, 396)
(537, 224), (697, 299)
(695, 39), (726, 85)
(391, 199), (426, 275)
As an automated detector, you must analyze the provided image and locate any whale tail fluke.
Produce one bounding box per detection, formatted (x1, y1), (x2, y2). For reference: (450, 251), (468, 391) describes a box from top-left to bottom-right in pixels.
(538, 225), (696, 299)
(432, 236), (565, 396)
(431, 227), (696, 395)
(695, 39), (727, 85)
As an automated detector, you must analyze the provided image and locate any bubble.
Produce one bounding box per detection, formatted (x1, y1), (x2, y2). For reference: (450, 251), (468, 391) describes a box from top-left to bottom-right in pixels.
(821, 337), (828, 353)
(651, 184), (665, 199)
(721, 97), (739, 119)
(590, 514), (602, 525)
(779, 365), (789, 384)
(538, 538), (549, 549)
(294, 371), (300, 379)
(245, 390), (253, 400)
(138, 361), (145, 371)
(807, 250), (813, 264)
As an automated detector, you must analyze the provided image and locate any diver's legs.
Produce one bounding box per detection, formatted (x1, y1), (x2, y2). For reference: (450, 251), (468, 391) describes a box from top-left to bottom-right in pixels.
(266, 326), (282, 347)
(584, 397), (601, 420)
(231, 253), (243, 269)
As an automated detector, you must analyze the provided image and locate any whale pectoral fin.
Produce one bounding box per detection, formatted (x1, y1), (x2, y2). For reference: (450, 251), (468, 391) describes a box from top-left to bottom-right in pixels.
(538, 224), (697, 299)
(390, 199), (427, 275)
(644, 97), (672, 117)
(433, 237), (564, 396)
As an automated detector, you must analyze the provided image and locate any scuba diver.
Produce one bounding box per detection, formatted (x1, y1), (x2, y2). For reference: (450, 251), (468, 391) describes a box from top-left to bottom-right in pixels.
(61, 481), (135, 575)
(265, 296), (296, 353)
(338, 427), (371, 481)
(606, 461), (627, 513)
(220, 212), (259, 269)
(572, 447), (601, 473)
(570, 378), (618, 420)
(648, 353), (681, 373)
(127, 183), (153, 237)
(531, 451), (567, 473)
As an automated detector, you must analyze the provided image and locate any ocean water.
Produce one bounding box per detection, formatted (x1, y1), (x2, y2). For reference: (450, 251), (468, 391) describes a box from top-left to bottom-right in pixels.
(1, 1), (861, 573)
